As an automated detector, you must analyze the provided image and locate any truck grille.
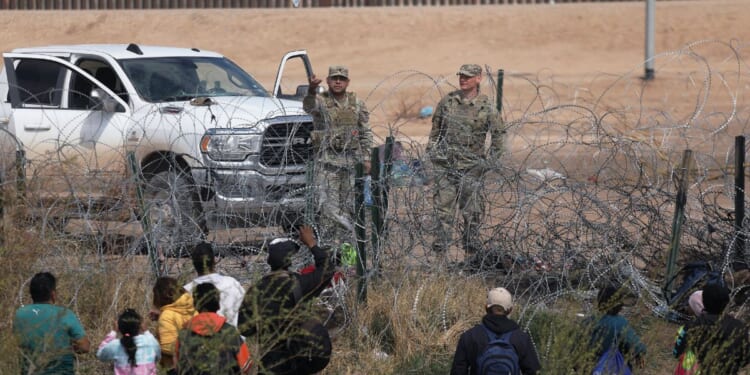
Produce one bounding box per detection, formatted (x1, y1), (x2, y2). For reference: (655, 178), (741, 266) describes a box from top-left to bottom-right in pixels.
(260, 122), (313, 167)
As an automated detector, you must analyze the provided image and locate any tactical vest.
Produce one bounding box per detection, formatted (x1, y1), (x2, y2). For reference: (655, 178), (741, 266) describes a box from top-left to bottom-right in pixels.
(319, 92), (361, 152)
(435, 93), (494, 168)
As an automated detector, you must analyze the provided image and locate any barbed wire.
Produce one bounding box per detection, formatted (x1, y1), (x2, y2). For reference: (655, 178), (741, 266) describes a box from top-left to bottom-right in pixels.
(3, 39), (750, 333)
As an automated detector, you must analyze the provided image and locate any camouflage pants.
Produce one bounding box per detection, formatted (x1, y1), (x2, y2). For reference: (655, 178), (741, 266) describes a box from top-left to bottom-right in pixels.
(432, 166), (485, 254)
(315, 162), (356, 245)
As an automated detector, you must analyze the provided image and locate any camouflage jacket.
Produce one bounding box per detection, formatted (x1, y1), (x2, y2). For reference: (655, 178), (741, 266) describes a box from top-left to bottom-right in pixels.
(428, 90), (504, 170)
(303, 91), (372, 167)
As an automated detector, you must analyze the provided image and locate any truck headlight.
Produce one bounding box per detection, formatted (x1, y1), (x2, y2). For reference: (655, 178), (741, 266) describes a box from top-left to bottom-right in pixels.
(200, 128), (263, 161)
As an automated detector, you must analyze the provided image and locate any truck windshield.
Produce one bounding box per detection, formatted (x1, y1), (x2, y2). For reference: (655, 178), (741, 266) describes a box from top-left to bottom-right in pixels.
(118, 56), (269, 103)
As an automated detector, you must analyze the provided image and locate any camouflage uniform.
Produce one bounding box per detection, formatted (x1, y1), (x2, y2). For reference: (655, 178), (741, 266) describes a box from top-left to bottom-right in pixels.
(303, 68), (372, 245)
(428, 65), (504, 255)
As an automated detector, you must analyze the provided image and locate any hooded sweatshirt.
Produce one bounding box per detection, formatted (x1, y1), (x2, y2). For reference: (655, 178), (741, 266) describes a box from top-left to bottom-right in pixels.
(157, 292), (196, 356)
(450, 314), (541, 375)
(184, 273), (245, 327)
(175, 312), (251, 375)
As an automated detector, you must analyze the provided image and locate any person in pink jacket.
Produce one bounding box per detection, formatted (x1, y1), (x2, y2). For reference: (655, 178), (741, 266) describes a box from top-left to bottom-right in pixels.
(151, 277), (196, 370)
(97, 308), (160, 375)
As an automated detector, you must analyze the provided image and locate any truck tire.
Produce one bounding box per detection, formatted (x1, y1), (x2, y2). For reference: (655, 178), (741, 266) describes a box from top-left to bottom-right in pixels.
(143, 168), (206, 258)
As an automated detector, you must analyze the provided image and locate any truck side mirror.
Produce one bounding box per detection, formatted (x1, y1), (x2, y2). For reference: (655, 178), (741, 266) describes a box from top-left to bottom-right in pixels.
(295, 85), (309, 97)
(294, 84), (323, 98)
(90, 88), (122, 113)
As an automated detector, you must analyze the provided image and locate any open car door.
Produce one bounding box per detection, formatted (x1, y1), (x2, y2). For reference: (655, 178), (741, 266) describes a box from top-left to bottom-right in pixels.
(2, 52), (131, 198)
(272, 50), (314, 101)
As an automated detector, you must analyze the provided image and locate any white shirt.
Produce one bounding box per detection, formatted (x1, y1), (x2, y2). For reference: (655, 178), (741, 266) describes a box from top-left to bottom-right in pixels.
(184, 273), (245, 327)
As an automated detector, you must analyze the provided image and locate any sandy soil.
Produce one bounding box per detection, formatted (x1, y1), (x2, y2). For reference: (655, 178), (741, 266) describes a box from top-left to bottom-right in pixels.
(0, 1), (747, 90)
(2, 0), (748, 150)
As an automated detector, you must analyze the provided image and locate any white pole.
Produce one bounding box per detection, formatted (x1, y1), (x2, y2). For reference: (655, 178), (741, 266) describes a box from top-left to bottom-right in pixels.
(645, 0), (655, 80)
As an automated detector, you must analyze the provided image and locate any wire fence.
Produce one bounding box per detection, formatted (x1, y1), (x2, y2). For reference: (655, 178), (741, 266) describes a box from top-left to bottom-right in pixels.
(2, 38), (749, 334)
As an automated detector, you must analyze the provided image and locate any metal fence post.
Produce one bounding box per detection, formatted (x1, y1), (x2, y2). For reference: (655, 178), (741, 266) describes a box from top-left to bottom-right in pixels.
(370, 146), (382, 273)
(496, 69), (504, 114)
(664, 149), (692, 298)
(0, 170), (4, 246)
(304, 160), (315, 226)
(354, 162), (367, 303)
(734, 136), (746, 268)
(15, 149), (25, 200)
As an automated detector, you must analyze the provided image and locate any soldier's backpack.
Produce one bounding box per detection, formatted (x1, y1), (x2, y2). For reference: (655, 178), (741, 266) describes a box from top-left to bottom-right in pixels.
(476, 324), (520, 375)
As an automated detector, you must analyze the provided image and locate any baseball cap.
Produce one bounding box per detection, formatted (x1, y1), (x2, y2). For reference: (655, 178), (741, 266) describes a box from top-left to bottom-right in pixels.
(328, 65), (349, 79)
(487, 287), (513, 310)
(457, 64), (482, 77)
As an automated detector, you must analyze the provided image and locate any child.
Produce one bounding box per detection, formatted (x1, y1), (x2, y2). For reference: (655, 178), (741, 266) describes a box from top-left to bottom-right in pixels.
(152, 277), (196, 369)
(97, 308), (160, 375)
(586, 284), (646, 372)
(175, 283), (251, 374)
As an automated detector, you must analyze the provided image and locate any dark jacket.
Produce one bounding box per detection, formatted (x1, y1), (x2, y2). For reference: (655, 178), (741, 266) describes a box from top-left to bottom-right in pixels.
(450, 314), (541, 375)
(587, 314), (647, 358)
(238, 245), (333, 374)
(175, 312), (251, 375)
(673, 313), (750, 375)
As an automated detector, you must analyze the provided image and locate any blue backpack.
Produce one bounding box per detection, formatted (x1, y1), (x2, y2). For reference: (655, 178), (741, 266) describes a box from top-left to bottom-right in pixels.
(592, 347), (631, 375)
(476, 324), (521, 375)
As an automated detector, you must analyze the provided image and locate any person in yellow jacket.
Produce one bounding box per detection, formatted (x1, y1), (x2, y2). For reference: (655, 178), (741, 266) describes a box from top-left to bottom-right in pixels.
(150, 277), (196, 371)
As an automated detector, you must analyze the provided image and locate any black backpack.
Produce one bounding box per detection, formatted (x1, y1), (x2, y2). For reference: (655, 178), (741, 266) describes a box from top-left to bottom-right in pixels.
(280, 271), (332, 375)
(286, 318), (332, 374)
(664, 261), (724, 321)
(476, 324), (521, 375)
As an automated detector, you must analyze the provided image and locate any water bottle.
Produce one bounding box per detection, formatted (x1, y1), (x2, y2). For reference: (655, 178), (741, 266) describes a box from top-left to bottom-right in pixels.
(363, 175), (373, 206)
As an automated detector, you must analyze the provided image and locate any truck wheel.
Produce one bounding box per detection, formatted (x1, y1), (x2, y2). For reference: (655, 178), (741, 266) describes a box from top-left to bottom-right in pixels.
(143, 168), (206, 258)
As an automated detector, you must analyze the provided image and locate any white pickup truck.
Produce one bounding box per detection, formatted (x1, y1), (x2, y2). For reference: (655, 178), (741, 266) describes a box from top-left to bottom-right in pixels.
(0, 43), (315, 254)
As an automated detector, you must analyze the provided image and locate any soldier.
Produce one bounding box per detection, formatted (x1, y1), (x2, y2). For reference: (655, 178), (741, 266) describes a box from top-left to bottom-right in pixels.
(428, 64), (504, 269)
(303, 65), (373, 246)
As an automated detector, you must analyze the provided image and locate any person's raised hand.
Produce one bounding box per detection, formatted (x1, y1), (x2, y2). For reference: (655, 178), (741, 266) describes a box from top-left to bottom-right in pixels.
(308, 75), (322, 94)
(299, 225), (317, 248)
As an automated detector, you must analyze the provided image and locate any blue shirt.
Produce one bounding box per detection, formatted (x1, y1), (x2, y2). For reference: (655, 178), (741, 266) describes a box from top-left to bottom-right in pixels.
(13, 303), (87, 374)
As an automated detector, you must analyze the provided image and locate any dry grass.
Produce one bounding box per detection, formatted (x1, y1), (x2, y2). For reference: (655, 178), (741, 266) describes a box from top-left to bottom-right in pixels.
(0, 226), (701, 374)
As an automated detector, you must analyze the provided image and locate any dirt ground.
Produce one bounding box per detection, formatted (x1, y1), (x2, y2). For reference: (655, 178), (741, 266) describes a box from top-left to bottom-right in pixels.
(1, 1), (748, 97)
(2, 0), (748, 153)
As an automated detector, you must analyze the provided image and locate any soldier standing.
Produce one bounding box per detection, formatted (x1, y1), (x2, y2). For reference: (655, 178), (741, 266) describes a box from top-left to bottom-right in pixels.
(303, 65), (372, 247)
(428, 64), (504, 269)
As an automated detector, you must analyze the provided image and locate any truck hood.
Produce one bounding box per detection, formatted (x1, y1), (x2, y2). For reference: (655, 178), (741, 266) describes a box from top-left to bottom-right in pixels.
(152, 95), (310, 129)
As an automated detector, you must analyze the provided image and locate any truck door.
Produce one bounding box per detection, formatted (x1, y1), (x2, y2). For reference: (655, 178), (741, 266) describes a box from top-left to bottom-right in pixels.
(3, 53), (131, 199)
(272, 50), (314, 102)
